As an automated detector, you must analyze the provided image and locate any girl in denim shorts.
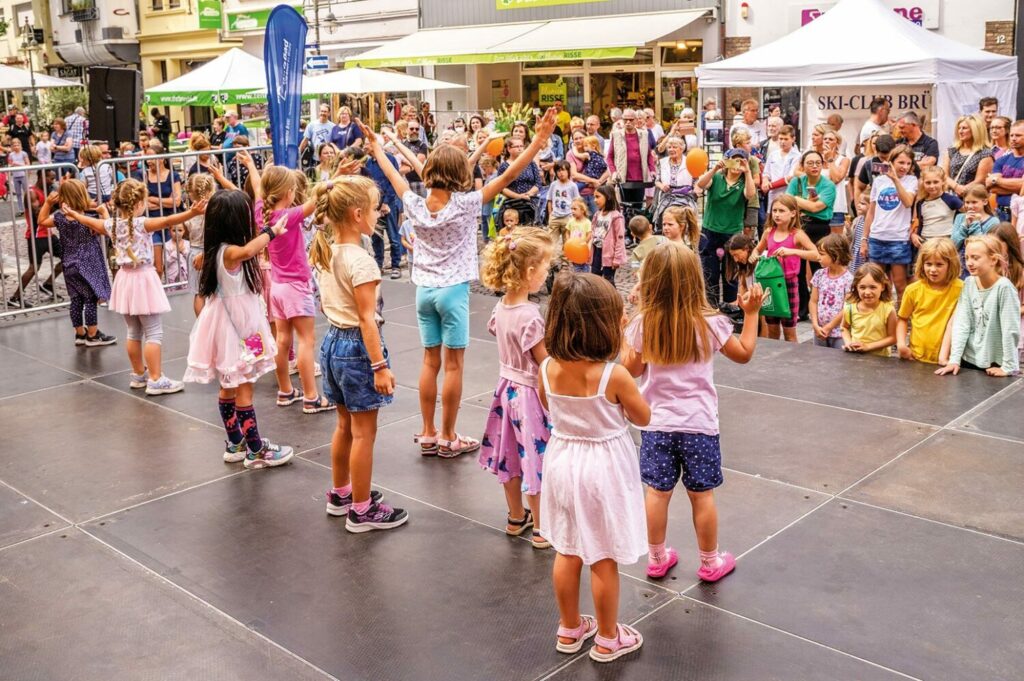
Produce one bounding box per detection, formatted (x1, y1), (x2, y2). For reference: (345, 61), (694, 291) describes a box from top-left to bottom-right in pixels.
(310, 175), (408, 534)
(620, 244), (763, 583)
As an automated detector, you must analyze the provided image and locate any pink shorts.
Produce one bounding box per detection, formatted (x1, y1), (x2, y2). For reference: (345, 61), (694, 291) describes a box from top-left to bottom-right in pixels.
(269, 279), (316, 321)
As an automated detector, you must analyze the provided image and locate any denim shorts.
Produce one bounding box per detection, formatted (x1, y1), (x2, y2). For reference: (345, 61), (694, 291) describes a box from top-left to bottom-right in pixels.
(639, 431), (723, 493)
(416, 282), (470, 349)
(151, 228), (171, 245)
(868, 238), (912, 265)
(319, 326), (393, 413)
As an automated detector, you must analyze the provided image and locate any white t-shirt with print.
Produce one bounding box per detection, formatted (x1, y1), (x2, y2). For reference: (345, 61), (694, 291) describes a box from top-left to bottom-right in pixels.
(548, 180), (579, 219)
(104, 216), (155, 266)
(869, 174), (918, 242)
(402, 189), (483, 288)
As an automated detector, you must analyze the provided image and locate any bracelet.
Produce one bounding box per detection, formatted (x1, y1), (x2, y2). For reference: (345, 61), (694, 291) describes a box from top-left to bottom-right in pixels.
(370, 358), (388, 369)
(261, 226), (275, 241)
(371, 363), (389, 373)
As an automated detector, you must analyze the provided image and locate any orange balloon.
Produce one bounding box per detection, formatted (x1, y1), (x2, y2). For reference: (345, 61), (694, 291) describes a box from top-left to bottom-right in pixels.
(563, 238), (590, 265)
(485, 136), (505, 157)
(989, 193), (998, 211)
(686, 148), (709, 178)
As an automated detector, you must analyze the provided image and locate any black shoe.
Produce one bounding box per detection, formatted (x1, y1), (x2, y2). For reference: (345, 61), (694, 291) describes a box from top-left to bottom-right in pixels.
(345, 500), (409, 533)
(39, 282), (55, 297)
(75, 332), (88, 346)
(6, 298), (28, 309)
(85, 330), (117, 347)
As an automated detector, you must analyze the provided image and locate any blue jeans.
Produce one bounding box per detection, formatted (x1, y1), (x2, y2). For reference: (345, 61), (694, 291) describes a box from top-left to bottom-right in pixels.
(371, 202), (403, 269)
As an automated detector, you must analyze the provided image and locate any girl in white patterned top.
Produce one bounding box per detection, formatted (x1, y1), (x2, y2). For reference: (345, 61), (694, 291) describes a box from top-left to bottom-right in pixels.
(360, 111), (558, 457)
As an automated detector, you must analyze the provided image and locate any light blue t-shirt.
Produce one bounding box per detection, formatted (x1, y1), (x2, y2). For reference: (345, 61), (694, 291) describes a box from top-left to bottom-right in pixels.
(304, 120), (336, 160)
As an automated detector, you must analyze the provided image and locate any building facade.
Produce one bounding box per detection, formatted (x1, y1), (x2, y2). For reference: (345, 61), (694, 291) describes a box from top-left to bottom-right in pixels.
(46, 0), (140, 67)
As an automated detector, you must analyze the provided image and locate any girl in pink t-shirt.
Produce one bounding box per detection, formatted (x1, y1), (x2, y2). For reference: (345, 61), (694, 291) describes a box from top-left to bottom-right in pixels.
(478, 227), (555, 548)
(621, 244), (763, 583)
(250, 164), (334, 414)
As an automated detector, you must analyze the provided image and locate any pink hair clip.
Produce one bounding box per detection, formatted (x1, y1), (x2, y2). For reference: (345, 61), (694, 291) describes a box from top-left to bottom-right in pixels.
(503, 234), (517, 250)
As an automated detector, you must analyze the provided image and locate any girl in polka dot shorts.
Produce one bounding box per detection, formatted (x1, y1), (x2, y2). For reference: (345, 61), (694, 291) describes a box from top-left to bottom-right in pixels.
(621, 244), (763, 582)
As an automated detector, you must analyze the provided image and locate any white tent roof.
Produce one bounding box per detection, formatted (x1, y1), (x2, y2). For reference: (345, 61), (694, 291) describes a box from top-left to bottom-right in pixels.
(696, 0), (1016, 87)
(259, 67), (467, 96)
(0, 64), (81, 90)
(145, 48), (266, 105)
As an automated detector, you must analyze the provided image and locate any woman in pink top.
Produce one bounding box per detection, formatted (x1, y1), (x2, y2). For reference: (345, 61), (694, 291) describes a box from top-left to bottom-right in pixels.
(477, 228), (555, 548)
(621, 244), (762, 582)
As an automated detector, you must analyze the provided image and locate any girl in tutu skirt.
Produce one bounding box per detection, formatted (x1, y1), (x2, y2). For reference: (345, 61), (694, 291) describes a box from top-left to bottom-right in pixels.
(540, 273), (651, 664)
(183, 190), (295, 469)
(478, 227), (555, 548)
(61, 179), (205, 396)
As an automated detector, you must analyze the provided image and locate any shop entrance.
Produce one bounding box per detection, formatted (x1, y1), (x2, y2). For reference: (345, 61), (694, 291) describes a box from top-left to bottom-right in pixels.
(589, 72), (655, 123)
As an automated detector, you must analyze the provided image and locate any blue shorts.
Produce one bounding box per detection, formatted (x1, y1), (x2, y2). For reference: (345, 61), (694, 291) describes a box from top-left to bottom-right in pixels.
(151, 229), (171, 245)
(416, 282), (470, 349)
(639, 431), (723, 493)
(830, 212), (846, 227)
(868, 238), (912, 265)
(319, 326), (393, 413)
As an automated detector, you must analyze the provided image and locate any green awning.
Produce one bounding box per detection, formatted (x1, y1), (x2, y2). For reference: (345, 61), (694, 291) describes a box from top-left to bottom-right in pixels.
(346, 9), (708, 68)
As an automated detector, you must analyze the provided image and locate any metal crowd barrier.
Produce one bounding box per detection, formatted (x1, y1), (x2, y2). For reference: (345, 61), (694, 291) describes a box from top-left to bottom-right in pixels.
(0, 145), (271, 320)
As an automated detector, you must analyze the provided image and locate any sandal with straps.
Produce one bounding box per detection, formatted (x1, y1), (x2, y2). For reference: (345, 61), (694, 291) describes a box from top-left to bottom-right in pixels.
(556, 614), (598, 654)
(414, 433), (438, 456)
(505, 509), (533, 536)
(437, 433), (480, 459)
(589, 623), (643, 663)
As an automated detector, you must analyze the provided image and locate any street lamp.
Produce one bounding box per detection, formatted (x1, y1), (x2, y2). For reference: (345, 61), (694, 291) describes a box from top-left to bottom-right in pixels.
(19, 19), (39, 121)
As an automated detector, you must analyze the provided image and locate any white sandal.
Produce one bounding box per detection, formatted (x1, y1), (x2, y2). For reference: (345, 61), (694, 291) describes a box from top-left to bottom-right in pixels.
(437, 433), (480, 459)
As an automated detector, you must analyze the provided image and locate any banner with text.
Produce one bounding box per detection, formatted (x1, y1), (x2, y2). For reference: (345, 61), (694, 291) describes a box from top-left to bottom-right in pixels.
(198, 0), (222, 29)
(265, 5), (307, 169)
(792, 0), (939, 30)
(804, 85), (933, 151)
(497, 0), (608, 9)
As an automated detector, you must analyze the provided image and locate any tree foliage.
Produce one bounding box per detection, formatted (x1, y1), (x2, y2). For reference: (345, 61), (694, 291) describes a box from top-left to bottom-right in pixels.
(38, 87), (90, 128)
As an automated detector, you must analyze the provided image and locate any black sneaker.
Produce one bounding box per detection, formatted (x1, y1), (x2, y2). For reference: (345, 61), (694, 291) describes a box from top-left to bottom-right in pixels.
(6, 298), (27, 309)
(326, 489), (382, 516)
(75, 332), (88, 346)
(85, 330), (117, 347)
(345, 500), (408, 533)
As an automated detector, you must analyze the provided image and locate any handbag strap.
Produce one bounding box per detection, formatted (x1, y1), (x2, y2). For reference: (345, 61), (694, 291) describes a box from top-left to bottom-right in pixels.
(952, 149), (979, 184)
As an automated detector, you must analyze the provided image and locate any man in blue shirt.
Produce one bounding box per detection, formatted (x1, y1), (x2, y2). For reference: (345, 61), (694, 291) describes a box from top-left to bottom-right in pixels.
(988, 119), (1024, 222)
(221, 110), (250, 148)
(299, 104), (336, 162)
(362, 142), (404, 278)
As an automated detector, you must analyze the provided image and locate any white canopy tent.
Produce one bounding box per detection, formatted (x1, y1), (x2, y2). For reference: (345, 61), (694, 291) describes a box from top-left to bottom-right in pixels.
(252, 67), (467, 97)
(0, 64), (81, 89)
(144, 48), (268, 106)
(695, 0), (1017, 151)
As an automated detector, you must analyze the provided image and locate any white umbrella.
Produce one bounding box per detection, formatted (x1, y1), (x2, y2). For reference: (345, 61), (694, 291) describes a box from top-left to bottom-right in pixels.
(145, 47), (267, 106)
(250, 67), (466, 97)
(0, 63), (82, 89)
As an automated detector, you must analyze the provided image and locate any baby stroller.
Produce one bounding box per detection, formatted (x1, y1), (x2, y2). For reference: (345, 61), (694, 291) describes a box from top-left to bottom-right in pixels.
(617, 181), (653, 246)
(651, 186), (697, 233)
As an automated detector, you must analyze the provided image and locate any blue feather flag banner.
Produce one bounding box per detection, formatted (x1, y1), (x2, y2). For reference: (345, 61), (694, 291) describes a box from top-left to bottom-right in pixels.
(264, 5), (307, 169)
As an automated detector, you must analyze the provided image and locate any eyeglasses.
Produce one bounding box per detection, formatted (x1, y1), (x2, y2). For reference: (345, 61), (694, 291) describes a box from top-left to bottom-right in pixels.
(623, 118), (637, 122)
(804, 160), (823, 167)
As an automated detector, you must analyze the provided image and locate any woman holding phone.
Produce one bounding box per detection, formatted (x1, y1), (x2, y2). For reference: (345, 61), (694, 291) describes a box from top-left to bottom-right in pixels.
(787, 149), (836, 319)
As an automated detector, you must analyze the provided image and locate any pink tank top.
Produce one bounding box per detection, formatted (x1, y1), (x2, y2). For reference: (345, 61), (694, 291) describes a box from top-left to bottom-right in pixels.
(766, 228), (800, 279)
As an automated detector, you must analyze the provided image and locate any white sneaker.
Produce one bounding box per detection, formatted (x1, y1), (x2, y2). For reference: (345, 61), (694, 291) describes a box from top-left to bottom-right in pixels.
(288, 359), (322, 377)
(145, 376), (184, 395)
(129, 371), (149, 389)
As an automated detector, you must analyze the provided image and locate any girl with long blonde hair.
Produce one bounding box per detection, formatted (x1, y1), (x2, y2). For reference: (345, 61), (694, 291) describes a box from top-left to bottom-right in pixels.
(621, 244), (762, 584)
(310, 176), (408, 531)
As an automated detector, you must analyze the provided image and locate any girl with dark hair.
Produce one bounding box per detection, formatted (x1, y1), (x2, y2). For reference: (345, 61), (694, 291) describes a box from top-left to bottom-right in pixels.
(183, 190), (296, 469)
(591, 184), (625, 283)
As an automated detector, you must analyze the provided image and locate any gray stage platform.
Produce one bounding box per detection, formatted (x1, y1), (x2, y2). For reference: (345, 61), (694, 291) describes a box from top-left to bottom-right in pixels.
(1, 280), (1022, 681)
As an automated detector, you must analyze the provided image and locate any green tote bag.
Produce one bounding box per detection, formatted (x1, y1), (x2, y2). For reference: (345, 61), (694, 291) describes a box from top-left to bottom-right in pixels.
(753, 255), (791, 319)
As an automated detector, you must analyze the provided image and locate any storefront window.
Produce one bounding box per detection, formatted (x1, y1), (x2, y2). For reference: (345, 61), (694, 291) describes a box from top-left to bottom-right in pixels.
(590, 72), (655, 124)
(660, 73), (697, 129)
(762, 87), (802, 137)
(522, 75), (583, 114)
(661, 41), (703, 65)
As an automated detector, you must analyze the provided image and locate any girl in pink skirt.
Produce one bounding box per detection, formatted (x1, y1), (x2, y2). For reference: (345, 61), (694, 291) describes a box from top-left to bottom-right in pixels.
(62, 179), (206, 395)
(183, 190), (294, 469)
(478, 227), (555, 549)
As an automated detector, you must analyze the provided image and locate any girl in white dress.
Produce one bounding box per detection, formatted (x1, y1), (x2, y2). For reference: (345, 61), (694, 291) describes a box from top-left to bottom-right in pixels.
(539, 273), (651, 664)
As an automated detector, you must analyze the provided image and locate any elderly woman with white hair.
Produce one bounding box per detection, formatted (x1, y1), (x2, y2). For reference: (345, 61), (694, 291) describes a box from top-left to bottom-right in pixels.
(652, 135), (697, 227)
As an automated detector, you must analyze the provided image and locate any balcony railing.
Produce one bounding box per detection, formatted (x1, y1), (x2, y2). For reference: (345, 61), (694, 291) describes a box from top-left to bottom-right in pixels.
(70, 0), (98, 22)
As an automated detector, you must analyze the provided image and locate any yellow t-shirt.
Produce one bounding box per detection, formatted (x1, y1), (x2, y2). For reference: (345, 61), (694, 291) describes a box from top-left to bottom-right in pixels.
(845, 300), (895, 357)
(897, 279), (964, 363)
(317, 243), (381, 329)
(566, 217), (591, 241)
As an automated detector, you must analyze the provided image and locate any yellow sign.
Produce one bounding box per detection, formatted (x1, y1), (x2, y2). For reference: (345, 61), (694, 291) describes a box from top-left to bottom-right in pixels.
(497, 0), (609, 9)
(538, 82), (567, 107)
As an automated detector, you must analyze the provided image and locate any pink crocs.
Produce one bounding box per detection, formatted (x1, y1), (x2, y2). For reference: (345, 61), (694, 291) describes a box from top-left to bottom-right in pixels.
(646, 547), (678, 579)
(696, 551), (736, 582)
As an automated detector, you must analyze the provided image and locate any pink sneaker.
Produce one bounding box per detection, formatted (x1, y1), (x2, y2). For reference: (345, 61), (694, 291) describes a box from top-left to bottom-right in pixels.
(646, 547), (678, 579)
(696, 551), (736, 582)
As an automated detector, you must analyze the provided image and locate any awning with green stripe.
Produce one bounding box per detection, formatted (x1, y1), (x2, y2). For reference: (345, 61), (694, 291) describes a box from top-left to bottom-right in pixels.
(346, 9), (708, 69)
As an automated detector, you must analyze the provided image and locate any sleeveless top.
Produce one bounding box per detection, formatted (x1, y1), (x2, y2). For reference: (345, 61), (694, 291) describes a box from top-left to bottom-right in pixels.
(765, 227), (801, 279)
(540, 359), (627, 441)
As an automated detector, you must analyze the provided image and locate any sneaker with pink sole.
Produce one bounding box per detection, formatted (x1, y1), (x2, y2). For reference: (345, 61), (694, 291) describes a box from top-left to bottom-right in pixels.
(696, 551), (736, 582)
(646, 547), (678, 579)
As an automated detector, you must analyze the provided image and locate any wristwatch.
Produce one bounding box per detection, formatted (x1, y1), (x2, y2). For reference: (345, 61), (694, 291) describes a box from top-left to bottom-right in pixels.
(261, 225), (276, 241)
